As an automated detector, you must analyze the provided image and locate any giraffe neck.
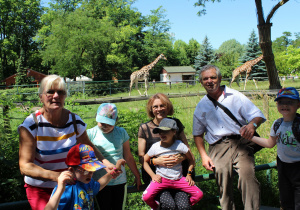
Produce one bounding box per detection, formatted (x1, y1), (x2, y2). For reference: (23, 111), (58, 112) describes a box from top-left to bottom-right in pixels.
(145, 55), (163, 72)
(249, 55), (263, 66)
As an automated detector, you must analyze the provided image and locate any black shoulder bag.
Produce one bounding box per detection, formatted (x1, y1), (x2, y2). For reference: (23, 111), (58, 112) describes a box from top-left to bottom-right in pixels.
(206, 94), (264, 154)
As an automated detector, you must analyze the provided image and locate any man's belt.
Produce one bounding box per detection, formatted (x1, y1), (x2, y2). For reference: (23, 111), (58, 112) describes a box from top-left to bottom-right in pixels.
(211, 134), (241, 146)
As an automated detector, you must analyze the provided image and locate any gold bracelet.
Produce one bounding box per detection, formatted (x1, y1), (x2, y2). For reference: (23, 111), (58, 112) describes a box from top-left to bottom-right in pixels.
(152, 158), (155, 166)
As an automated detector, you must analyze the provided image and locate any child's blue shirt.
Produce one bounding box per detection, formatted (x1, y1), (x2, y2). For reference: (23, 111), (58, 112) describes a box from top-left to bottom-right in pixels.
(52, 178), (100, 210)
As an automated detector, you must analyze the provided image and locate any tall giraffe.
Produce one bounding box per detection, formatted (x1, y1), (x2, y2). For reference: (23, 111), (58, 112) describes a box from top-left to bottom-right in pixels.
(229, 55), (263, 90)
(129, 54), (167, 96)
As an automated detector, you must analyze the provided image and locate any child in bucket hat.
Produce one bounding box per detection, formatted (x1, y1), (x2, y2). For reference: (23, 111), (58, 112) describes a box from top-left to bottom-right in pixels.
(251, 87), (300, 210)
(45, 143), (125, 210)
(142, 118), (203, 209)
(87, 103), (141, 210)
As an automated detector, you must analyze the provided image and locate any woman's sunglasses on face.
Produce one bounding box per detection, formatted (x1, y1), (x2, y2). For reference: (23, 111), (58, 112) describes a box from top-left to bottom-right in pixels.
(44, 89), (66, 97)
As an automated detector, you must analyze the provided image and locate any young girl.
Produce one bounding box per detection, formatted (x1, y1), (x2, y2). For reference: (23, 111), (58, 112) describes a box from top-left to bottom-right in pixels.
(249, 87), (300, 210)
(142, 118), (203, 210)
(87, 103), (141, 210)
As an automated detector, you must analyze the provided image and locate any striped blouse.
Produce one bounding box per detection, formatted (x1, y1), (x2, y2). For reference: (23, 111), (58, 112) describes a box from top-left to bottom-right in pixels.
(18, 110), (87, 188)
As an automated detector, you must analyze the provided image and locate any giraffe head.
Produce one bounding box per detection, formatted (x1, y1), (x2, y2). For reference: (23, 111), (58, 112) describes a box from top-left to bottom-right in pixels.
(160, 54), (167, 61)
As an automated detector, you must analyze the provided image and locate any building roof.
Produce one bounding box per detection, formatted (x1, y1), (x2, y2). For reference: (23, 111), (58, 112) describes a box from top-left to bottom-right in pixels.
(163, 66), (196, 73)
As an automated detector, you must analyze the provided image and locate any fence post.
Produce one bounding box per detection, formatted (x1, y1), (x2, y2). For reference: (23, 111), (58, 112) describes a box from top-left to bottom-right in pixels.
(263, 94), (269, 121)
(67, 82), (70, 96)
(82, 81), (85, 95)
(109, 81), (111, 95)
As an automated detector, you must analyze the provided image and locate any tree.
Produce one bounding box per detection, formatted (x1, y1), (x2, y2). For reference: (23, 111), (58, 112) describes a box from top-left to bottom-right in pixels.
(39, 8), (118, 80)
(0, 0), (42, 81)
(193, 0), (285, 89)
(272, 31), (293, 53)
(216, 39), (244, 78)
(15, 48), (31, 85)
(172, 40), (190, 66)
(194, 36), (215, 70)
(141, 6), (173, 81)
(275, 45), (300, 75)
(187, 38), (201, 66)
(293, 32), (300, 48)
(240, 30), (266, 78)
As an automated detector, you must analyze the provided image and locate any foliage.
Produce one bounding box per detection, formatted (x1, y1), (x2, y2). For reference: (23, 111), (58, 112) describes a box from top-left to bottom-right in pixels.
(15, 49), (31, 85)
(272, 31), (293, 54)
(172, 40), (191, 66)
(293, 32), (300, 48)
(0, 0), (42, 80)
(239, 30), (267, 79)
(39, 8), (118, 80)
(0, 93), (27, 203)
(275, 45), (300, 75)
(215, 39), (245, 78)
(273, 32), (300, 75)
(141, 6), (173, 81)
(194, 36), (216, 71)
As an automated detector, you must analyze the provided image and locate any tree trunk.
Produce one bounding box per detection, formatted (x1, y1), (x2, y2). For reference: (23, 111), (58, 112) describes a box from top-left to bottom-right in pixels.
(257, 23), (282, 89)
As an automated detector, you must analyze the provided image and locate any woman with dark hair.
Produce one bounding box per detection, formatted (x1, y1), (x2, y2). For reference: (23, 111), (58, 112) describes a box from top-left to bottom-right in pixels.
(138, 93), (195, 209)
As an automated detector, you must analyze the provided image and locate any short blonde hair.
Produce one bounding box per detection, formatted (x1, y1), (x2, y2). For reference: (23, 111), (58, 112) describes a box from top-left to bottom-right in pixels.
(146, 93), (174, 118)
(39, 75), (66, 96)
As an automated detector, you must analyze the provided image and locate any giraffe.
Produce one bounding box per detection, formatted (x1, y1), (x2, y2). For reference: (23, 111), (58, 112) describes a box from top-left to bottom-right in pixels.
(229, 55), (263, 90)
(129, 54), (167, 96)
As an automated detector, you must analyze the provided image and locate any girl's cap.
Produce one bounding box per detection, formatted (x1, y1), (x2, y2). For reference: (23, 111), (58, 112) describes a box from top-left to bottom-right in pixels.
(96, 103), (118, 125)
(65, 144), (106, 172)
(153, 118), (178, 134)
(275, 87), (300, 101)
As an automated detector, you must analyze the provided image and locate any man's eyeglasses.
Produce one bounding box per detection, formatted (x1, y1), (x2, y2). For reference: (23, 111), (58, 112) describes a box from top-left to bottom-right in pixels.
(277, 100), (299, 106)
(152, 105), (166, 110)
(76, 167), (91, 175)
(44, 89), (66, 97)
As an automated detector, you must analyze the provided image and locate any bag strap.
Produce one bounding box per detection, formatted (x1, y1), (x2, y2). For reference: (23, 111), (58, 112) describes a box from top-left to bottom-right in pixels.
(71, 112), (78, 135)
(274, 114), (300, 143)
(273, 118), (283, 134)
(292, 114), (300, 143)
(32, 113), (38, 130)
(206, 94), (242, 127)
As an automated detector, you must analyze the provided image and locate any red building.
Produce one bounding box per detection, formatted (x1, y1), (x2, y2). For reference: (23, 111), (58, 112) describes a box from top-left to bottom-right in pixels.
(2, 69), (47, 87)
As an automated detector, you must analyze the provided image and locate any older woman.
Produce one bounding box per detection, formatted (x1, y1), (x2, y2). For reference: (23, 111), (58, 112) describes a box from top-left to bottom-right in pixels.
(138, 93), (195, 210)
(18, 75), (114, 210)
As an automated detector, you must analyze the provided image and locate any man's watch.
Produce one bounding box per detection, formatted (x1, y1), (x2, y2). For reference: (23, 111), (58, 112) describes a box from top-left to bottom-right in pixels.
(252, 123), (258, 128)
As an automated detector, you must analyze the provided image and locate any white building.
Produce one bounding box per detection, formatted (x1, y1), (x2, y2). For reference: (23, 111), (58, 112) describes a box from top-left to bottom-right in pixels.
(160, 66), (196, 84)
(65, 75), (93, 82)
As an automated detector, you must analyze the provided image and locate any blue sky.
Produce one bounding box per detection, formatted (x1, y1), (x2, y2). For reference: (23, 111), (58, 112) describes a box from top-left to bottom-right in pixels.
(42, 0), (300, 49)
